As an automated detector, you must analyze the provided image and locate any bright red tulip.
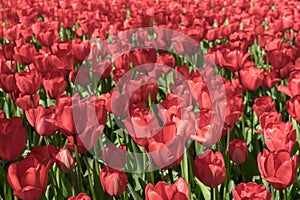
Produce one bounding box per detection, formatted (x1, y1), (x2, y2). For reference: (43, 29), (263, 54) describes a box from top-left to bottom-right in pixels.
(264, 121), (296, 153)
(68, 193), (91, 200)
(232, 182), (271, 200)
(145, 177), (189, 200)
(258, 149), (298, 190)
(239, 66), (264, 91)
(100, 166), (128, 197)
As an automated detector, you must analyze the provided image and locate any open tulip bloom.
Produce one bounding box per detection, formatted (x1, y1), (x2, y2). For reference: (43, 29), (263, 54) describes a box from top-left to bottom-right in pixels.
(1, 0), (300, 200)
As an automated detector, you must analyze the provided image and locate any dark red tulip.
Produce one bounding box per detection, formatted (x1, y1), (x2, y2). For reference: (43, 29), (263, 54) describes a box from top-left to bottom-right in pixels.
(194, 150), (226, 188)
(145, 177), (189, 200)
(42, 72), (66, 99)
(258, 149), (298, 190)
(100, 166), (128, 197)
(7, 156), (49, 200)
(232, 182), (271, 200)
(0, 117), (26, 161)
(229, 139), (248, 164)
(13, 43), (37, 65)
(28, 145), (58, 170)
(25, 105), (57, 136)
(55, 148), (75, 173)
(102, 144), (126, 170)
(286, 95), (300, 123)
(15, 69), (41, 95)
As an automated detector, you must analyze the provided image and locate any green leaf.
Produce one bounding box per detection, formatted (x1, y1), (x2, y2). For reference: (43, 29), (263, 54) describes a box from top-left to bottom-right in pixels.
(128, 184), (144, 200)
(195, 178), (210, 200)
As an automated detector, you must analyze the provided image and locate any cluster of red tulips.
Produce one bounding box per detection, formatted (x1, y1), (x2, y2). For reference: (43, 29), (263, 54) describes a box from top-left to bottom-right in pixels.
(0, 0), (300, 199)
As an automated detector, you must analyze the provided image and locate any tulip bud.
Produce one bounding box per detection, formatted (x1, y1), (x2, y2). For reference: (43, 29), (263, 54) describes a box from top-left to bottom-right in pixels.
(55, 148), (75, 173)
(229, 139), (248, 164)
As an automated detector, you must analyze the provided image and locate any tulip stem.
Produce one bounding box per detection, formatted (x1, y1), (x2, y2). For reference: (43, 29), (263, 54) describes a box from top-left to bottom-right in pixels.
(74, 135), (83, 192)
(38, 135), (43, 146)
(239, 164), (245, 182)
(211, 188), (214, 200)
(168, 168), (174, 184)
(279, 190), (284, 200)
(84, 155), (96, 200)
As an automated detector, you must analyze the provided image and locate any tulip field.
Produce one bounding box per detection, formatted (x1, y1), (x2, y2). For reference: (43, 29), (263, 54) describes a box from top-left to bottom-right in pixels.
(1, 0), (300, 199)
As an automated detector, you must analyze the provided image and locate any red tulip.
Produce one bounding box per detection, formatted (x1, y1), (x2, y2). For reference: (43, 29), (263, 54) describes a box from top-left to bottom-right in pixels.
(232, 182), (271, 200)
(264, 121), (296, 153)
(147, 122), (185, 170)
(229, 139), (248, 164)
(68, 193), (91, 200)
(25, 105), (57, 136)
(258, 149), (298, 190)
(286, 95), (300, 123)
(253, 96), (276, 118)
(15, 69), (41, 95)
(100, 166), (128, 197)
(194, 150), (226, 188)
(28, 145), (58, 170)
(239, 66), (264, 91)
(42, 72), (66, 99)
(0, 117), (26, 160)
(15, 94), (40, 111)
(145, 177), (189, 200)
(55, 148), (75, 173)
(7, 156), (49, 200)
(102, 144), (126, 170)
(13, 43), (37, 65)
(278, 72), (300, 97)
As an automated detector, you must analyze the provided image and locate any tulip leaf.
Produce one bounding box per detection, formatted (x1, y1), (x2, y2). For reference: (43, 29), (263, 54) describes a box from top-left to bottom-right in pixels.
(194, 178), (210, 200)
(128, 184), (143, 200)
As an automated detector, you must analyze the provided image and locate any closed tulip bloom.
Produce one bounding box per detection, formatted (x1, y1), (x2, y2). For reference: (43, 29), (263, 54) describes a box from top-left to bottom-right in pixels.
(68, 193), (91, 200)
(15, 69), (41, 95)
(0, 117), (26, 160)
(42, 72), (66, 99)
(258, 149), (298, 190)
(194, 150), (226, 188)
(25, 105), (57, 136)
(229, 139), (248, 164)
(286, 95), (300, 123)
(232, 182), (271, 200)
(7, 156), (49, 200)
(102, 144), (126, 170)
(239, 66), (264, 91)
(264, 121), (296, 153)
(145, 177), (189, 200)
(100, 166), (128, 196)
(55, 148), (75, 173)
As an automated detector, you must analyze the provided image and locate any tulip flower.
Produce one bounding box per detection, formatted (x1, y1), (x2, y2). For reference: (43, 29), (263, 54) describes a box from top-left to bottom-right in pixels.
(7, 156), (49, 200)
(145, 177), (189, 200)
(100, 166), (128, 197)
(68, 193), (91, 200)
(55, 148), (75, 173)
(194, 150), (226, 188)
(229, 139), (248, 164)
(258, 149), (298, 190)
(232, 182), (271, 200)
(0, 117), (26, 161)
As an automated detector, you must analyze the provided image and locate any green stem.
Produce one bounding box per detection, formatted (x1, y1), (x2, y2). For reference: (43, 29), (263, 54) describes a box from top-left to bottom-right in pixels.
(74, 135), (83, 192)
(279, 190), (284, 200)
(239, 164), (245, 182)
(168, 168), (174, 184)
(84, 155), (96, 199)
